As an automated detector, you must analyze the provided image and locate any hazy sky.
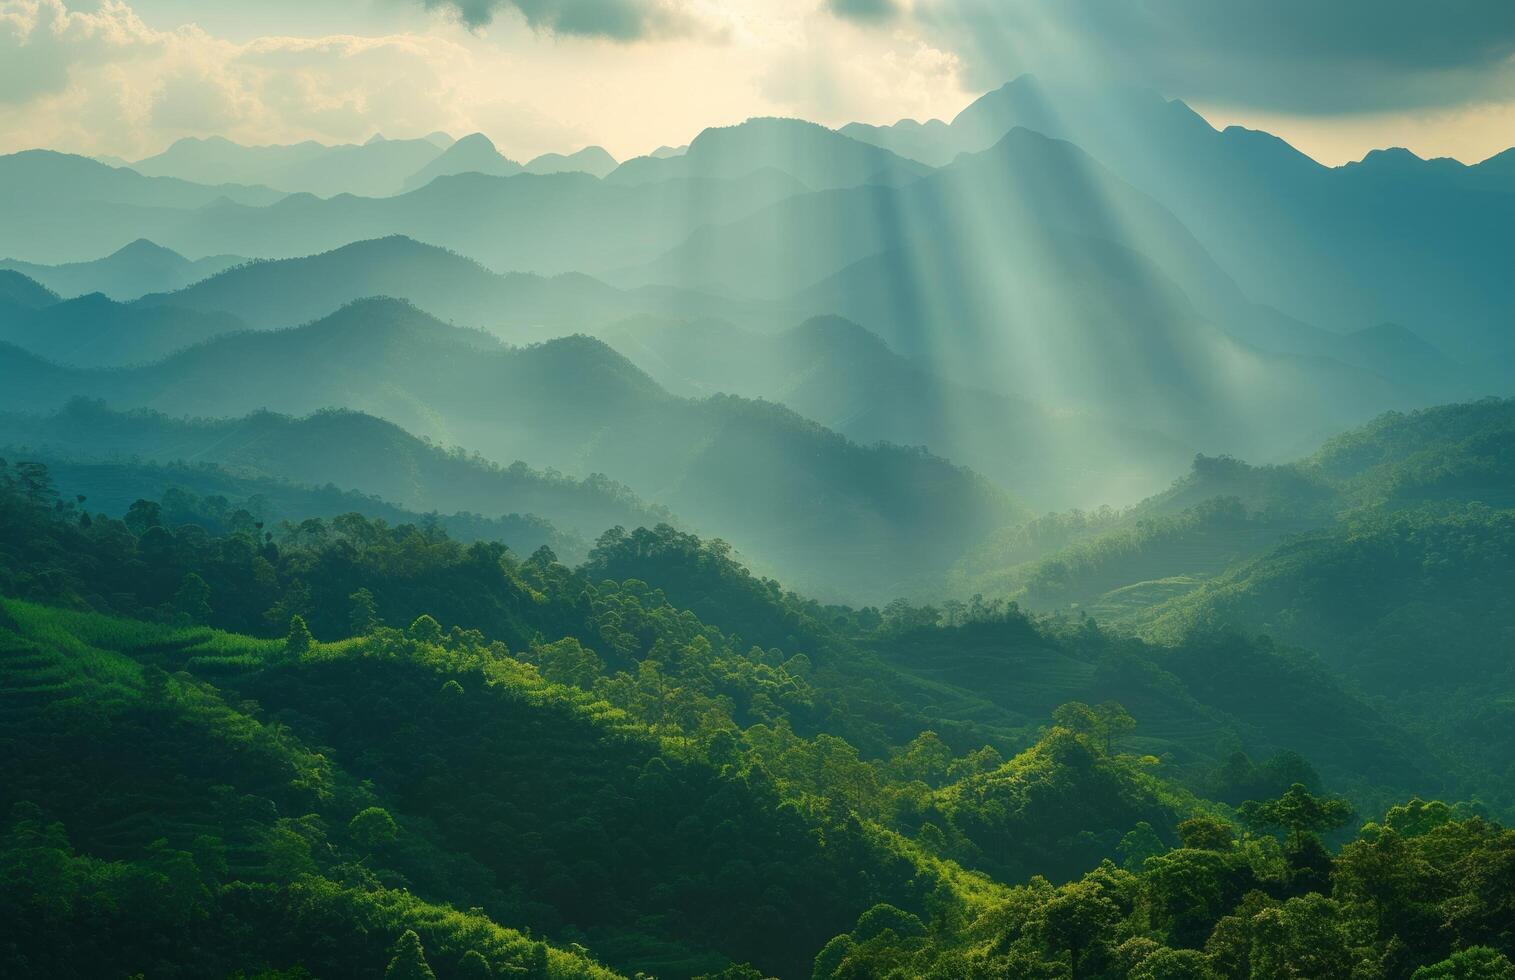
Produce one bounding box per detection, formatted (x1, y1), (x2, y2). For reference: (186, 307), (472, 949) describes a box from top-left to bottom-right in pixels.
(2, 0), (1513, 164)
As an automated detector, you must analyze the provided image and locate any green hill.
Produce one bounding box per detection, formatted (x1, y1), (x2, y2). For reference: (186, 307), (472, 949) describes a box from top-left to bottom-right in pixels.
(2, 450), (1503, 979)
(0, 291), (247, 367)
(0, 301), (1021, 600)
(0, 400), (662, 554)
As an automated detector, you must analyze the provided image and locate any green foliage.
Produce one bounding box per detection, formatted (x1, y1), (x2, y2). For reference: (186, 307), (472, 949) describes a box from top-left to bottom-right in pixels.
(285, 614), (313, 655)
(1239, 784), (1354, 844)
(1413, 947), (1515, 980)
(5, 450), (1515, 979)
(386, 929), (438, 980)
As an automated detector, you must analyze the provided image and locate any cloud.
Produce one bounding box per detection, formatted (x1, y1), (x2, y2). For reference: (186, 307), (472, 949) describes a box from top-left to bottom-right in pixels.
(0, 1), (495, 156)
(0, 0), (161, 105)
(418, 0), (705, 40)
(905, 0), (1515, 113)
(825, 0), (901, 24)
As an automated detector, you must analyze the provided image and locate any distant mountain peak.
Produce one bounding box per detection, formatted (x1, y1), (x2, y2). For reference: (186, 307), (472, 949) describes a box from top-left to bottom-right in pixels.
(110, 238), (183, 261)
(452, 132), (499, 151)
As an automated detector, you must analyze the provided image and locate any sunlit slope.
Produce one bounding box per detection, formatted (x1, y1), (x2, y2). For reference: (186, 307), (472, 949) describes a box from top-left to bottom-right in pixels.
(0, 598), (943, 978)
(849, 75), (1515, 367)
(582, 526), (1439, 813)
(601, 313), (1194, 508)
(625, 128), (1410, 457)
(0, 300), (1020, 598)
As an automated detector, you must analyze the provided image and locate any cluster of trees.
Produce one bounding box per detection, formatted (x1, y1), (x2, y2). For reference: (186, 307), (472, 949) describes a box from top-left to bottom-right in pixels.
(4, 462), (1514, 978)
(813, 793), (1515, 979)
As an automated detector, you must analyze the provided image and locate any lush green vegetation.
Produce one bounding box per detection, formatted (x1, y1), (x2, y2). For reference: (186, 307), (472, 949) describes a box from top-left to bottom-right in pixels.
(6, 443), (1513, 977)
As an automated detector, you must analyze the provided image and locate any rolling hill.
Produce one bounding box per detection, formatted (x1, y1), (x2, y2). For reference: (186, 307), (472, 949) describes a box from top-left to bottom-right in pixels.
(0, 300), (1022, 599)
(601, 314), (1195, 509)
(129, 133), (449, 197)
(607, 117), (930, 189)
(0, 290), (248, 367)
(0, 400), (667, 558)
(133, 235), (739, 338)
(0, 239), (244, 301)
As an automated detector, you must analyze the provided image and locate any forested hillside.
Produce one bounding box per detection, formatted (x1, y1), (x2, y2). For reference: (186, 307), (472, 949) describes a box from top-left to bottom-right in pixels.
(5, 458), (1512, 978)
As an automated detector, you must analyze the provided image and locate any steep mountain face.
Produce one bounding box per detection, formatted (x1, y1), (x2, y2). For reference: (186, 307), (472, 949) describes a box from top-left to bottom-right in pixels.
(399, 133), (523, 192)
(524, 145), (618, 177)
(601, 314), (1194, 509)
(0, 300), (1020, 599)
(626, 128), (1410, 458)
(133, 236), (737, 337)
(0, 240), (244, 301)
(608, 117), (931, 189)
(0, 292), (247, 367)
(130, 134), (447, 197)
(846, 75), (1515, 366)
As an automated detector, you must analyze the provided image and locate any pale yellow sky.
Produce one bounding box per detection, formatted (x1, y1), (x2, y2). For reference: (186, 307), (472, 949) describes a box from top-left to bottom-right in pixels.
(1195, 101), (1515, 167)
(1, 0), (1511, 167)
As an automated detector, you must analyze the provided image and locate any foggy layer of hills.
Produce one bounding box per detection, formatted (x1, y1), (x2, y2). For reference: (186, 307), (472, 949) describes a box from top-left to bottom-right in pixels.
(125, 131), (621, 197)
(1, 73), (1511, 600)
(0, 298), (1019, 598)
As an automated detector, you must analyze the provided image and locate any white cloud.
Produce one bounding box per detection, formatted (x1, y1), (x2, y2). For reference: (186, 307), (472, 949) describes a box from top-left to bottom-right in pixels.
(0, 0), (977, 161)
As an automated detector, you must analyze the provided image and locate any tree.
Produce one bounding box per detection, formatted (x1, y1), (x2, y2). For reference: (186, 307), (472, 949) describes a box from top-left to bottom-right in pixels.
(385, 930), (437, 980)
(1131, 947), (1217, 980)
(1041, 879), (1121, 979)
(456, 950), (494, 979)
(1412, 947), (1515, 980)
(124, 498), (162, 532)
(852, 903), (926, 942)
(171, 572), (212, 625)
(1178, 817), (1235, 851)
(1053, 701), (1137, 754)
(347, 807), (398, 850)
(408, 614), (444, 646)
(1119, 821), (1166, 871)
(1094, 702), (1137, 754)
(1239, 783), (1353, 848)
(349, 588), (380, 636)
(285, 615), (313, 656)
(892, 731), (953, 786)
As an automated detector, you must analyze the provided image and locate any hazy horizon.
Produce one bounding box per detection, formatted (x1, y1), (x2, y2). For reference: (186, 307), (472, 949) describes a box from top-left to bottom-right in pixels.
(5, 0), (1515, 166)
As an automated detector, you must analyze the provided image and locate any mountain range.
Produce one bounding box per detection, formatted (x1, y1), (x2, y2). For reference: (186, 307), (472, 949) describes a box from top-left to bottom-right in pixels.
(129, 132), (620, 197)
(0, 299), (1020, 598)
(0, 239), (244, 301)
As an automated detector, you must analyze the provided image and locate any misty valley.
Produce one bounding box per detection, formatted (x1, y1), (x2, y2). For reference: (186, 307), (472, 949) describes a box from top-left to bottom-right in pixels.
(4, 61), (1515, 980)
